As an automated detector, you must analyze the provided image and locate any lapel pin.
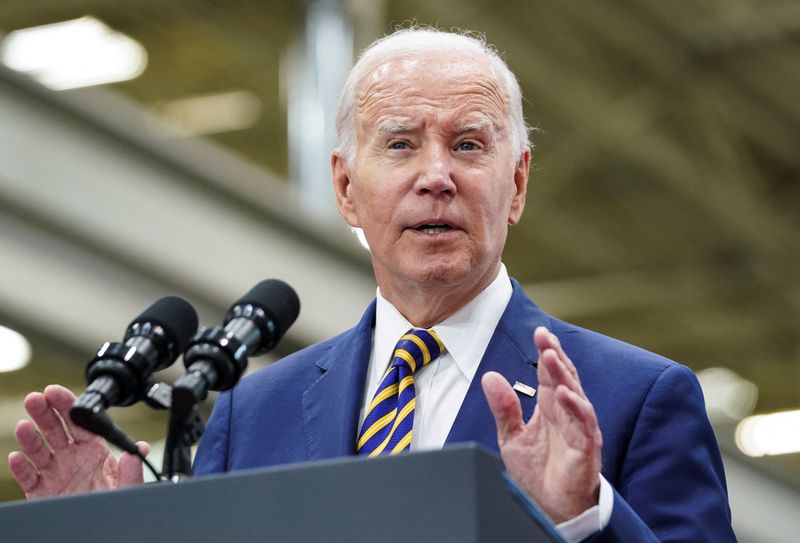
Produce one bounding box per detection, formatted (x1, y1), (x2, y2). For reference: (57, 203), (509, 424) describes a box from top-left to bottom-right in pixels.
(513, 381), (536, 397)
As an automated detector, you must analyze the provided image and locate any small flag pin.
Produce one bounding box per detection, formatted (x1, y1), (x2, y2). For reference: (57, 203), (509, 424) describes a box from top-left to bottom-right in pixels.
(513, 381), (536, 397)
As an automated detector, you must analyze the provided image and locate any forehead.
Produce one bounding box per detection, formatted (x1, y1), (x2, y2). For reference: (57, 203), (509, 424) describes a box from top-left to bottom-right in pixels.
(355, 53), (510, 132)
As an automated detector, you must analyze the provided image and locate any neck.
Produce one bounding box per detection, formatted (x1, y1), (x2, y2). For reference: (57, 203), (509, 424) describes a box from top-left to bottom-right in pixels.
(377, 263), (501, 328)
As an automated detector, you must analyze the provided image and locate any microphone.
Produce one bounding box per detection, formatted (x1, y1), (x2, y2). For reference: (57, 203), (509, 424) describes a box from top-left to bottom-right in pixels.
(171, 279), (300, 411)
(70, 296), (199, 432)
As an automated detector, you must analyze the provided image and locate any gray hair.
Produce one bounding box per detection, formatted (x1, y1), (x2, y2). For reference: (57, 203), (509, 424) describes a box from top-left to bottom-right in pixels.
(334, 27), (531, 164)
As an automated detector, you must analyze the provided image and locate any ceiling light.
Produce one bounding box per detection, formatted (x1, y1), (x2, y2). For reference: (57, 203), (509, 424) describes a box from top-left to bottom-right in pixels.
(1, 16), (147, 90)
(697, 367), (758, 422)
(0, 325), (32, 373)
(736, 410), (800, 457)
(155, 90), (262, 136)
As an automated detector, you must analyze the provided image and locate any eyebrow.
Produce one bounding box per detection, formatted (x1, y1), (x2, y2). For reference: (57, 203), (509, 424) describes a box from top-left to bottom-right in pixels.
(377, 120), (413, 134)
(375, 118), (496, 135)
(455, 119), (493, 133)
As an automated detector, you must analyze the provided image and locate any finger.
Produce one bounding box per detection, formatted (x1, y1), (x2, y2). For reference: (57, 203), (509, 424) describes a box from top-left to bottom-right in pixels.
(43, 385), (96, 444)
(554, 385), (603, 451)
(481, 372), (525, 443)
(8, 451), (40, 495)
(538, 349), (582, 396)
(534, 327), (580, 378)
(23, 392), (67, 447)
(23, 391), (72, 450)
(14, 419), (54, 470)
(118, 442), (149, 487)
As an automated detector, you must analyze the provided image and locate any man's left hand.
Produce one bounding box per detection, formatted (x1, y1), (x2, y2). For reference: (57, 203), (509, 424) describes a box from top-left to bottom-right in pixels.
(481, 326), (602, 524)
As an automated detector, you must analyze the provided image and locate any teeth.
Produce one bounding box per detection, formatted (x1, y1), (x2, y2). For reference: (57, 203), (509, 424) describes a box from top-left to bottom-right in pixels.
(419, 225), (450, 234)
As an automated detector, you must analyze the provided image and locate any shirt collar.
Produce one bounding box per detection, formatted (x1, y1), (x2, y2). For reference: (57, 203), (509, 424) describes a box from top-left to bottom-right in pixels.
(374, 264), (513, 381)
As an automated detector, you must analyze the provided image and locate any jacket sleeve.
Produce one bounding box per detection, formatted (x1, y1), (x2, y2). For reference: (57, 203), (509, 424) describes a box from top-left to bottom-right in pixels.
(589, 364), (736, 542)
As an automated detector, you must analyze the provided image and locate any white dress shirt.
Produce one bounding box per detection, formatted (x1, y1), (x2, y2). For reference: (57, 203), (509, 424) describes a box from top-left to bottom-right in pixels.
(358, 264), (612, 542)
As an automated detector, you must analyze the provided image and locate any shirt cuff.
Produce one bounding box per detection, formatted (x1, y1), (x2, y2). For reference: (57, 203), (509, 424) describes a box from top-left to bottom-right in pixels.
(556, 474), (613, 543)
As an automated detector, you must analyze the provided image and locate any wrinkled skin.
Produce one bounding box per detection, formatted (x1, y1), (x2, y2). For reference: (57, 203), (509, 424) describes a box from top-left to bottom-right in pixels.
(8, 385), (146, 499)
(483, 328), (602, 523)
(333, 53), (528, 327)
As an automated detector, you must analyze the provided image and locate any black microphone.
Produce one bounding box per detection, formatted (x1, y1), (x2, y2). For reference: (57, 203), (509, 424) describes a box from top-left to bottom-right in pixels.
(70, 296), (199, 432)
(171, 279), (300, 411)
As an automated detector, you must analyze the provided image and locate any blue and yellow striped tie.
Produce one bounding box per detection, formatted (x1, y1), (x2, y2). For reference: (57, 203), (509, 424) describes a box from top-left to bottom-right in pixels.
(357, 328), (445, 456)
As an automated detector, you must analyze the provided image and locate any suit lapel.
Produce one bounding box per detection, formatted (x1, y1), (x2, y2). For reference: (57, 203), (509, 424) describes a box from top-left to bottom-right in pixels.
(445, 280), (550, 453)
(301, 301), (376, 460)
(300, 281), (552, 458)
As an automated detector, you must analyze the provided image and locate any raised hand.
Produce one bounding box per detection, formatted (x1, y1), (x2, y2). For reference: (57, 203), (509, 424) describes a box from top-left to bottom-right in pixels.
(7, 385), (147, 499)
(482, 326), (602, 523)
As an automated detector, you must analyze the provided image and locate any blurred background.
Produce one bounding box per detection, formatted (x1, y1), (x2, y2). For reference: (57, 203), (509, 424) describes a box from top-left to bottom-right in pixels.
(0, 1), (798, 540)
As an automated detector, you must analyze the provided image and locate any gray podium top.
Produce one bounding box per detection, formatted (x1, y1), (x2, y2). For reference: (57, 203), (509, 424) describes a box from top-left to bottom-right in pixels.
(0, 443), (563, 543)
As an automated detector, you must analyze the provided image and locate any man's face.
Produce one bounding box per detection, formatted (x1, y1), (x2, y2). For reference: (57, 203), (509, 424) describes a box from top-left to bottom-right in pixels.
(333, 52), (529, 300)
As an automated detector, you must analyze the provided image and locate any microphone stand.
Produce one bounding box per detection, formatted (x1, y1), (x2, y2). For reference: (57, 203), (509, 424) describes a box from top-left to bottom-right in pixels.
(163, 324), (251, 481)
(163, 402), (204, 481)
(161, 279), (300, 480)
(142, 381), (204, 481)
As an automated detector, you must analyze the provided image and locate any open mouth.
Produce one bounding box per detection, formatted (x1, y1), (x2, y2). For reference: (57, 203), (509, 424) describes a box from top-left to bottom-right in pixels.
(414, 223), (453, 235)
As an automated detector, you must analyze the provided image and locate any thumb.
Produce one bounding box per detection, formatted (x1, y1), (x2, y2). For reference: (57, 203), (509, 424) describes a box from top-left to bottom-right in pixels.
(481, 372), (524, 443)
(118, 441), (149, 487)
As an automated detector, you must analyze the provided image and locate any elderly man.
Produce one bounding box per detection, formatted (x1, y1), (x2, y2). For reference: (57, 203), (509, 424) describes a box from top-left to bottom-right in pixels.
(9, 29), (735, 542)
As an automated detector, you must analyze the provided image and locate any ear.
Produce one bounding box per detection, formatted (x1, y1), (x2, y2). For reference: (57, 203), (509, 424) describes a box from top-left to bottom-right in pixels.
(332, 152), (361, 227)
(507, 147), (531, 225)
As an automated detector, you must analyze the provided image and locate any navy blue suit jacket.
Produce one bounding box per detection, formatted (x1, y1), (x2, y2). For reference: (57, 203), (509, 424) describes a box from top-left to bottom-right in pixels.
(194, 279), (735, 542)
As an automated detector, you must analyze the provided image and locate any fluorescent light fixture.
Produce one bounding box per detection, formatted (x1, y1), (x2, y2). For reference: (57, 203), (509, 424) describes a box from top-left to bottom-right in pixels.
(0, 325), (32, 372)
(736, 410), (800, 457)
(697, 367), (758, 422)
(1, 16), (147, 90)
(156, 90), (262, 136)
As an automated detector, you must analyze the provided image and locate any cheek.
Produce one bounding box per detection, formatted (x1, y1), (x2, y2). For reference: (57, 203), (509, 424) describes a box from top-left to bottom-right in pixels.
(351, 183), (394, 236)
(481, 184), (515, 221)
(471, 192), (514, 243)
(358, 169), (409, 216)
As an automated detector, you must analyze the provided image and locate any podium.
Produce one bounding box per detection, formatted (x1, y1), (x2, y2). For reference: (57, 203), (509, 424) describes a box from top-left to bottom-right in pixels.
(0, 444), (564, 542)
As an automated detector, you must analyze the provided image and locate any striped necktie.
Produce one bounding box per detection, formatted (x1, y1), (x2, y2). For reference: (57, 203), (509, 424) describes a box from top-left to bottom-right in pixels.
(357, 328), (445, 456)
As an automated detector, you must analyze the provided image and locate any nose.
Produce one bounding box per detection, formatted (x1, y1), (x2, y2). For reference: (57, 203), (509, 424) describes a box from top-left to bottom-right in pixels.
(414, 144), (457, 196)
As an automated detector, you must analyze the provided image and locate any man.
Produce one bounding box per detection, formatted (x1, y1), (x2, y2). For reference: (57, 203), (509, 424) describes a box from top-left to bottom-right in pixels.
(9, 28), (736, 542)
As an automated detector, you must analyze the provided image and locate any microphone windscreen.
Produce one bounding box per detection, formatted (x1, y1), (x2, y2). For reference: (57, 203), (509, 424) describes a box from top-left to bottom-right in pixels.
(233, 279), (300, 339)
(130, 296), (199, 353)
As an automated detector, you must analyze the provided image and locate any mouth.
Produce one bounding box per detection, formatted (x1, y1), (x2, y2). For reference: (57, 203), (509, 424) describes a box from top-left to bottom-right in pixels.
(412, 222), (455, 235)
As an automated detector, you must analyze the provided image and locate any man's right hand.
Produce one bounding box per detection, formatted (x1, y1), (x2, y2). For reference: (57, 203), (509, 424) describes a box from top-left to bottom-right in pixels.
(7, 385), (147, 500)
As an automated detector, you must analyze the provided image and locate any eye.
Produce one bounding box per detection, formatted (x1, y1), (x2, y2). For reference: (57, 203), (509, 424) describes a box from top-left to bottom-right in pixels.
(389, 140), (409, 150)
(456, 140), (480, 151)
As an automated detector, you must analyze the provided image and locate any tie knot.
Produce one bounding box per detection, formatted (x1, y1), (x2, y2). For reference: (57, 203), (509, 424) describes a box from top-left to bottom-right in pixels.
(392, 328), (445, 373)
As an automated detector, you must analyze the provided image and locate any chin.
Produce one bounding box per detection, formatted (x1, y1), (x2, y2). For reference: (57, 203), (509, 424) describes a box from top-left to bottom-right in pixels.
(405, 259), (478, 288)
